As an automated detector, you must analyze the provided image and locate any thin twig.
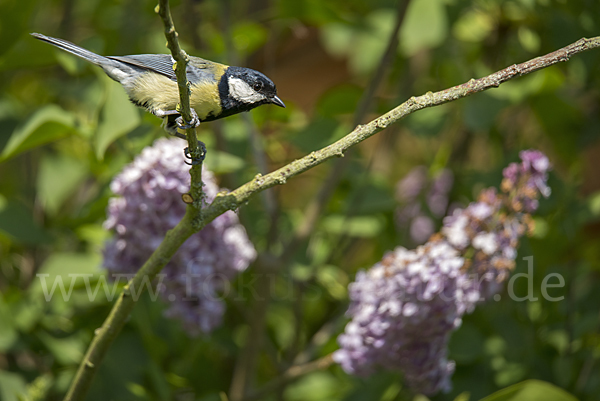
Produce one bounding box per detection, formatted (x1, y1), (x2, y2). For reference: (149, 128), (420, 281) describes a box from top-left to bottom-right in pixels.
(156, 0), (204, 197)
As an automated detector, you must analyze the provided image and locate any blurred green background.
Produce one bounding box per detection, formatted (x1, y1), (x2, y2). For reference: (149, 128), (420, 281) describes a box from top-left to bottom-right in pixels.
(1, 0), (600, 400)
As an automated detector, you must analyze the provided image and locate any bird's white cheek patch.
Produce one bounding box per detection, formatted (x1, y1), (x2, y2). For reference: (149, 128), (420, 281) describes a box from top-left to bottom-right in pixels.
(228, 77), (265, 104)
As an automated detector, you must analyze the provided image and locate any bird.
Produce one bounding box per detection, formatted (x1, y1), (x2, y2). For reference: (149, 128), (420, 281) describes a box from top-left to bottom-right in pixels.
(31, 33), (285, 146)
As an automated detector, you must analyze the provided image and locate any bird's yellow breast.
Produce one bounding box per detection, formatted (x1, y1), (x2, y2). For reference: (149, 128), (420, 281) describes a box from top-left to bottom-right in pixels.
(129, 72), (222, 120)
(189, 79), (222, 120)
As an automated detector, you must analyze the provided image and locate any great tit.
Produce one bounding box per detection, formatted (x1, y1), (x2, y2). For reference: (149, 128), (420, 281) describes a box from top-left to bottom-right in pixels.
(31, 33), (285, 134)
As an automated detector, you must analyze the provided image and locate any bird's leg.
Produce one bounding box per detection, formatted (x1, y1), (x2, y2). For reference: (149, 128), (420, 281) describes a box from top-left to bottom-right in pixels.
(175, 108), (200, 130)
(176, 109), (205, 164)
(184, 141), (207, 166)
(155, 108), (201, 133)
(156, 109), (205, 164)
(157, 109), (183, 137)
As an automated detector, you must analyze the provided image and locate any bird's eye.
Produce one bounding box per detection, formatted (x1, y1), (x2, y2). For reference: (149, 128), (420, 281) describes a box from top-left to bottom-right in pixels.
(253, 82), (263, 91)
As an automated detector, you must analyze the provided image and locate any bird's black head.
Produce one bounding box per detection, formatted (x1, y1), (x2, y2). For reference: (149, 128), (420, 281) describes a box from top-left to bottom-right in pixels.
(217, 66), (285, 118)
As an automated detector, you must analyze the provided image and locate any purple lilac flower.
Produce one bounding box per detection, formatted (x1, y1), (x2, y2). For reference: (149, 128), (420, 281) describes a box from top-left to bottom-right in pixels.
(335, 150), (551, 395)
(396, 166), (427, 202)
(409, 215), (435, 244)
(395, 167), (454, 245)
(103, 138), (256, 335)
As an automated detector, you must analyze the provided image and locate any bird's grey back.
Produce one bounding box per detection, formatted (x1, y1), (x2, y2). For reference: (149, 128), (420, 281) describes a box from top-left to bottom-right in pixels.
(109, 54), (219, 84)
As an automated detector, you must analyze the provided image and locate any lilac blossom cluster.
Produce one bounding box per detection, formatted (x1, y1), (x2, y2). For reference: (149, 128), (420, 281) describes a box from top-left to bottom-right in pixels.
(103, 138), (256, 335)
(395, 166), (454, 244)
(334, 150), (551, 395)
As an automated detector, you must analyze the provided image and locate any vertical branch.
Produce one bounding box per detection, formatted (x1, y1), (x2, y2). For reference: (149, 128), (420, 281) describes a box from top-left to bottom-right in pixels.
(156, 0), (204, 196)
(63, 3), (210, 400)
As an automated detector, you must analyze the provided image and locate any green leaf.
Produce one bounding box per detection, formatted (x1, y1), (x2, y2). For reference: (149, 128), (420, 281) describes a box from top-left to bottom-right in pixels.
(453, 392), (471, 401)
(530, 217), (549, 238)
(449, 322), (485, 364)
(0, 296), (18, 351)
(94, 77), (141, 159)
(552, 357), (575, 388)
(76, 224), (111, 248)
(292, 117), (340, 153)
(267, 305), (295, 348)
(531, 94), (580, 162)
(284, 371), (341, 401)
(400, 0), (448, 56)
(25, 374), (53, 401)
(589, 191), (600, 216)
(453, 9), (494, 43)
(480, 380), (578, 401)
(518, 26), (541, 53)
(37, 154), (88, 215)
(320, 23), (354, 59)
(316, 265), (348, 300)
(321, 215), (384, 238)
(0, 371), (27, 401)
(36, 252), (101, 278)
(406, 104), (449, 137)
(316, 85), (362, 117)
(221, 117), (249, 142)
(0, 197), (51, 244)
(30, 252), (102, 301)
(88, 331), (150, 401)
(203, 150), (246, 174)
(463, 93), (509, 131)
(12, 297), (45, 332)
(351, 9), (396, 75)
(322, 10), (398, 75)
(0, 105), (76, 162)
(545, 330), (569, 354)
(233, 22), (269, 55)
(342, 374), (397, 401)
(0, 0), (36, 58)
(37, 331), (85, 365)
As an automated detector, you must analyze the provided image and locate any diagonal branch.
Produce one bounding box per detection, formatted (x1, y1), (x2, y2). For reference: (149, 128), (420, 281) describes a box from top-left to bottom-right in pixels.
(203, 36), (600, 223)
(63, 214), (196, 401)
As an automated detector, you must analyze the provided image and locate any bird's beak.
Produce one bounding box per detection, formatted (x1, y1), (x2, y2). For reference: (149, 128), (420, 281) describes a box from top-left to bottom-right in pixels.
(270, 95), (286, 108)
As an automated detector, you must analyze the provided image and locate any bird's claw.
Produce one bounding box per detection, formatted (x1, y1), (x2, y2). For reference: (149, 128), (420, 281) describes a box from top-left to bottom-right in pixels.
(184, 141), (207, 165)
(176, 108), (201, 130)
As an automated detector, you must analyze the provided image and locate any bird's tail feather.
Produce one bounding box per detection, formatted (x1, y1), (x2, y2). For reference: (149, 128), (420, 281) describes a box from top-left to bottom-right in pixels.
(31, 33), (107, 65)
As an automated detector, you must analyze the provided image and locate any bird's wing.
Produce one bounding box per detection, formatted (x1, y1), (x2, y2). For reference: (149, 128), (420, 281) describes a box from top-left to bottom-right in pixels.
(107, 54), (217, 84)
(107, 54), (177, 79)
